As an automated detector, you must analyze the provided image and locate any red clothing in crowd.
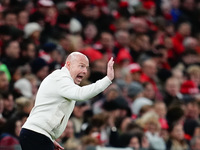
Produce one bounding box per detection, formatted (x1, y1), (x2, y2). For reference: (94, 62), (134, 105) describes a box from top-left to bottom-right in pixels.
(168, 32), (185, 59)
(140, 73), (163, 100)
(140, 73), (158, 92)
(160, 62), (171, 70)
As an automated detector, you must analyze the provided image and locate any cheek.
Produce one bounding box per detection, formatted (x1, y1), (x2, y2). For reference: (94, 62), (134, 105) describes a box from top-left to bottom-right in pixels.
(70, 69), (79, 77)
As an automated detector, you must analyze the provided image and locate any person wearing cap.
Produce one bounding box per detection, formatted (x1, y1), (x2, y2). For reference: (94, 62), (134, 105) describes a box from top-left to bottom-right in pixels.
(127, 63), (142, 82)
(30, 57), (49, 83)
(127, 81), (144, 103)
(19, 52), (114, 150)
(39, 42), (62, 64)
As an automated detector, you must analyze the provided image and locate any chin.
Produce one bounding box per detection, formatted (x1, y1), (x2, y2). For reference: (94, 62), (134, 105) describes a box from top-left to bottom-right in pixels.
(75, 81), (81, 85)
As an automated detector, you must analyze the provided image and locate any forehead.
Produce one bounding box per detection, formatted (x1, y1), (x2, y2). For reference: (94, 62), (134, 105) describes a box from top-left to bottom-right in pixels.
(75, 55), (89, 65)
(0, 73), (7, 78)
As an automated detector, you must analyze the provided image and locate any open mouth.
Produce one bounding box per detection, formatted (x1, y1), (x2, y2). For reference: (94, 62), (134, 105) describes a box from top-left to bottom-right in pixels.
(76, 75), (84, 81)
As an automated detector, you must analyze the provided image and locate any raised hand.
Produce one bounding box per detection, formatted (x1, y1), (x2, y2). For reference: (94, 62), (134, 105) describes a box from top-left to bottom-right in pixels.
(107, 57), (114, 81)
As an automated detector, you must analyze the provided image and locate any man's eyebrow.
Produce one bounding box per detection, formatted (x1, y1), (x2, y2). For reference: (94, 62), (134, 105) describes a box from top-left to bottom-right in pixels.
(79, 62), (89, 67)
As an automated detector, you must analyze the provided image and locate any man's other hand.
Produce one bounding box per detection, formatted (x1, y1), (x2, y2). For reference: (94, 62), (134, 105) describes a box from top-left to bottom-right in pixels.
(107, 57), (114, 81)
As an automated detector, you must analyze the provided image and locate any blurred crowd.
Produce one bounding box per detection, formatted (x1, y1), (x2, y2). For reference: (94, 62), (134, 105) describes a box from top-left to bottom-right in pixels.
(0, 0), (200, 150)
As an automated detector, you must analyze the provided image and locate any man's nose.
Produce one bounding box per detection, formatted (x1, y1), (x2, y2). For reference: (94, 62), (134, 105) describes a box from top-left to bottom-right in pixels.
(83, 67), (87, 74)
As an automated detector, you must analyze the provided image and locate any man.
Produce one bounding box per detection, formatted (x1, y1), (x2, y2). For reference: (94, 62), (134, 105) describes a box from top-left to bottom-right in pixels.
(0, 71), (9, 93)
(19, 52), (114, 150)
(1, 40), (21, 76)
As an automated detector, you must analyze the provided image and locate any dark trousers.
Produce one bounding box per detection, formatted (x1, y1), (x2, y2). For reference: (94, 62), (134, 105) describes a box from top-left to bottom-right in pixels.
(19, 128), (54, 150)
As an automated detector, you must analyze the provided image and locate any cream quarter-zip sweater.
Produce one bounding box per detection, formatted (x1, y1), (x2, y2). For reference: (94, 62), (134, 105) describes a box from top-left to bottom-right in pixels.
(22, 66), (112, 141)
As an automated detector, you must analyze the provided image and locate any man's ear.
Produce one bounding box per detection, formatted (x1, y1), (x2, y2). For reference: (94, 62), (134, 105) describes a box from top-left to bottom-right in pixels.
(66, 61), (70, 68)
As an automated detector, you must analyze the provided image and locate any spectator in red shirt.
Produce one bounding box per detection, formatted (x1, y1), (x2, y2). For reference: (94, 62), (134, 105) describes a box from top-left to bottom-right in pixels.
(168, 22), (191, 66)
(140, 59), (158, 93)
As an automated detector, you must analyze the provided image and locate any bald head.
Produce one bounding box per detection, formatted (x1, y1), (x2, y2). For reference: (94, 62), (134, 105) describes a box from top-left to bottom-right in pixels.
(65, 52), (89, 85)
(142, 59), (157, 78)
(66, 52), (88, 64)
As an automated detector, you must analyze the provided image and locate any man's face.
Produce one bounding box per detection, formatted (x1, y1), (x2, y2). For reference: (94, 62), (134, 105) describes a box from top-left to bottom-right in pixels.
(165, 79), (180, 96)
(27, 43), (36, 59)
(67, 55), (89, 85)
(6, 41), (20, 59)
(0, 73), (9, 91)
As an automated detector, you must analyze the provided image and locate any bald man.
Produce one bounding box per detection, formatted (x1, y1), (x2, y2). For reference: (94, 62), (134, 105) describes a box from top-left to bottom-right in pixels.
(19, 52), (114, 150)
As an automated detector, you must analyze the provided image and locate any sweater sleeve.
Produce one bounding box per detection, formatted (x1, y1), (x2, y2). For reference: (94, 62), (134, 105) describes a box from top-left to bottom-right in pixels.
(57, 76), (112, 101)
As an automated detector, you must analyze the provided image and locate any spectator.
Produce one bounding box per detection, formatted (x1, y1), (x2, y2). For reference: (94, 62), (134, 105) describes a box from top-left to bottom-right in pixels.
(71, 101), (91, 138)
(0, 94), (6, 131)
(56, 119), (80, 149)
(0, 71), (9, 93)
(92, 83), (121, 115)
(163, 77), (183, 106)
(39, 42), (61, 64)
(15, 96), (34, 115)
(186, 65), (200, 88)
(70, 34), (84, 51)
(127, 81), (144, 104)
(14, 78), (33, 99)
(179, 0), (198, 34)
(94, 31), (115, 61)
(154, 101), (167, 119)
(69, 18), (82, 34)
(0, 116), (22, 150)
(175, 50), (199, 71)
(143, 82), (156, 101)
(82, 21), (98, 45)
(25, 74), (39, 99)
(2, 92), (15, 120)
(114, 30), (130, 57)
(88, 59), (107, 83)
(140, 58), (162, 100)
(131, 97), (153, 116)
(17, 9), (29, 30)
(127, 63), (142, 83)
(180, 80), (199, 98)
(136, 111), (166, 150)
(19, 39), (37, 66)
(30, 57), (49, 83)
(1, 40), (21, 76)
(129, 34), (144, 62)
(23, 22), (42, 46)
(190, 136), (200, 150)
(56, 32), (71, 55)
(3, 10), (18, 28)
(80, 135), (99, 150)
(171, 68), (185, 85)
(168, 22), (191, 66)
(183, 37), (199, 50)
(166, 122), (190, 150)
(166, 105), (185, 127)
(118, 132), (141, 150)
(154, 101), (169, 141)
(0, 62), (11, 81)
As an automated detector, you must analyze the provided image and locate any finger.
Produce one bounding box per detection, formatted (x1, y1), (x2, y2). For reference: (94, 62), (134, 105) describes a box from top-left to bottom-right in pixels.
(108, 57), (113, 63)
(110, 57), (113, 61)
(109, 60), (114, 67)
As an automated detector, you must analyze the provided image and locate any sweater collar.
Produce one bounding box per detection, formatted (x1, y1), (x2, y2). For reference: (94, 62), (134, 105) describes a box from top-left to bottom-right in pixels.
(61, 66), (72, 78)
